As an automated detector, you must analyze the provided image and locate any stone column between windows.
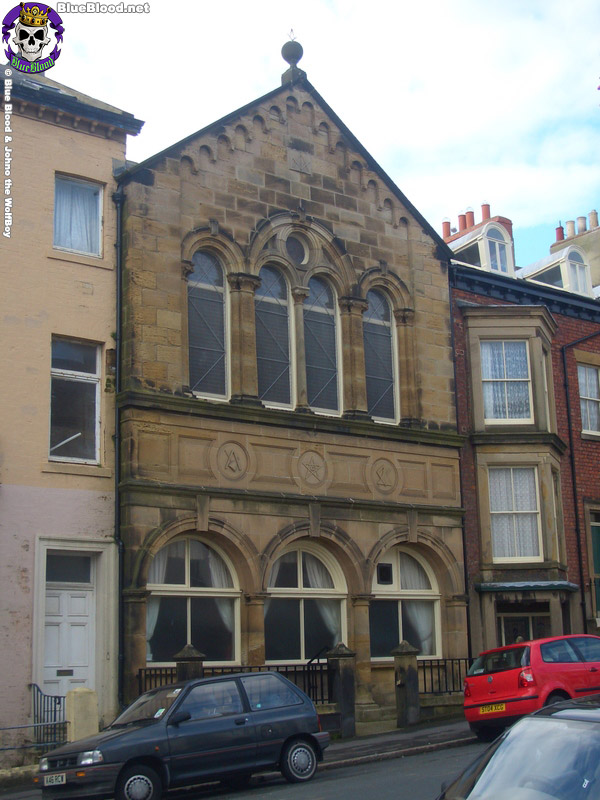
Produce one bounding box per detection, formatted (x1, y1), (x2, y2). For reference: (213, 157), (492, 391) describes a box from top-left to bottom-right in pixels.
(340, 297), (369, 417)
(529, 336), (548, 430)
(292, 287), (310, 410)
(394, 307), (418, 422)
(244, 593), (267, 665)
(122, 588), (150, 704)
(549, 593), (563, 636)
(351, 594), (376, 705)
(227, 273), (260, 402)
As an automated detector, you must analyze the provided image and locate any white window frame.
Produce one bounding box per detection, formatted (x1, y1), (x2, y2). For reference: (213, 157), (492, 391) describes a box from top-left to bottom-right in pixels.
(146, 537), (241, 666)
(265, 543), (346, 664)
(53, 175), (103, 258)
(187, 252), (230, 402)
(370, 548), (441, 660)
(578, 364), (600, 434)
(363, 289), (399, 424)
(489, 466), (543, 564)
(255, 265), (295, 410)
(480, 339), (534, 424)
(486, 226), (509, 273)
(49, 339), (101, 465)
(303, 276), (342, 417)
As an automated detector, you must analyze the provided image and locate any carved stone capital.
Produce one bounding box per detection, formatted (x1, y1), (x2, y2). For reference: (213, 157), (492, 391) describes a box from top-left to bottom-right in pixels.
(339, 295), (368, 315)
(227, 272), (261, 292)
(182, 259), (194, 279)
(394, 307), (415, 325)
(291, 286), (310, 304)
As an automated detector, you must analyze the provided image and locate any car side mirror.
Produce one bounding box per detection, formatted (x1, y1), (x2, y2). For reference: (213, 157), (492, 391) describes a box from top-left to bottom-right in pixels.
(168, 710), (191, 726)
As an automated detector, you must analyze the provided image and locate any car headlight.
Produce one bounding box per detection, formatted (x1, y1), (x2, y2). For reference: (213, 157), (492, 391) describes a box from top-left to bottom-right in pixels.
(39, 757), (49, 772)
(77, 749), (104, 766)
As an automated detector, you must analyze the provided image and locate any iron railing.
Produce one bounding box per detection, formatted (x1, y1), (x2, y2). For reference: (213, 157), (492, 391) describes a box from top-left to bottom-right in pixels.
(138, 661), (331, 704)
(418, 658), (471, 695)
(29, 683), (67, 748)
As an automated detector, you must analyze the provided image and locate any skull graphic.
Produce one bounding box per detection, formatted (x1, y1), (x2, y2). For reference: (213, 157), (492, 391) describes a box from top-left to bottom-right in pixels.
(13, 19), (50, 62)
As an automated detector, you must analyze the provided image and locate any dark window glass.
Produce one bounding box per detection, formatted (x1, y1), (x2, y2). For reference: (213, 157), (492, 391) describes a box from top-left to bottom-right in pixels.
(540, 639), (580, 664)
(52, 340), (96, 374)
(264, 598), (300, 660)
(147, 596), (187, 662)
(187, 252), (226, 396)
(181, 680), (243, 719)
(190, 540), (233, 588)
(269, 552), (297, 588)
(50, 377), (96, 460)
(255, 266), (291, 404)
(363, 290), (395, 420)
(304, 598), (340, 658)
(369, 600), (399, 657)
(571, 637), (600, 662)
(241, 674), (302, 710)
(304, 277), (338, 411)
(377, 563), (393, 585)
(190, 597), (235, 661)
(46, 554), (91, 583)
(286, 236), (305, 265)
(468, 646), (530, 675)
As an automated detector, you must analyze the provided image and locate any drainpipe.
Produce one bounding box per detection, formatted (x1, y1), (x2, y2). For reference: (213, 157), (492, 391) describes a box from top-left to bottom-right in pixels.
(448, 267), (472, 660)
(112, 186), (125, 707)
(562, 329), (600, 634)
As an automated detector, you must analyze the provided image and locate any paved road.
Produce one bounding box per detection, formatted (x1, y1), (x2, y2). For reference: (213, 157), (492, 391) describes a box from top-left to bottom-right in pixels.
(0, 742), (486, 800)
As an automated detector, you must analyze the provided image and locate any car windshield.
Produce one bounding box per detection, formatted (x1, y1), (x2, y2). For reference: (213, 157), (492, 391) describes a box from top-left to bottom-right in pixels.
(443, 715), (600, 800)
(110, 686), (184, 727)
(468, 646), (529, 675)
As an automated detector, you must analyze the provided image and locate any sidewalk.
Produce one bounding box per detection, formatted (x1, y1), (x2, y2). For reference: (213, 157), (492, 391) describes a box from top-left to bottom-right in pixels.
(0, 717), (477, 798)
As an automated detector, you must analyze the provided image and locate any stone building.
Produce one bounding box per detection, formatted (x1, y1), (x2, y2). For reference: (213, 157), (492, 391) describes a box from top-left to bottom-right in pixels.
(445, 204), (600, 656)
(0, 67), (142, 749)
(116, 45), (467, 715)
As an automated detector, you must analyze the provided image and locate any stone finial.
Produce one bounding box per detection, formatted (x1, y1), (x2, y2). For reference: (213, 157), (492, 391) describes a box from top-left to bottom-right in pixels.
(173, 643), (206, 661)
(281, 36), (307, 85)
(390, 640), (420, 657)
(326, 642), (356, 659)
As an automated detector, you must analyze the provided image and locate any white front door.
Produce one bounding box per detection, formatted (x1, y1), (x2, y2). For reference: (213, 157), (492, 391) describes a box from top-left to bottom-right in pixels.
(43, 564), (95, 697)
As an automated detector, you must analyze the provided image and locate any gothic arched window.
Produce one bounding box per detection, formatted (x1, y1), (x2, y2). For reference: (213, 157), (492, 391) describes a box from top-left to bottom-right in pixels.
(187, 251), (227, 398)
(363, 289), (396, 421)
(304, 276), (339, 413)
(255, 265), (292, 406)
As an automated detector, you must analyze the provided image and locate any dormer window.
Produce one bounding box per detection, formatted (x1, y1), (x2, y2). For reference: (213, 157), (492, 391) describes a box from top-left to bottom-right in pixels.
(487, 227), (508, 273)
(451, 223), (514, 276)
(518, 246), (592, 297)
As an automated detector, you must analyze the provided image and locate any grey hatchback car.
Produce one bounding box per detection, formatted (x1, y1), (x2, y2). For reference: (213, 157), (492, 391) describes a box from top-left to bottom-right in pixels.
(38, 671), (329, 799)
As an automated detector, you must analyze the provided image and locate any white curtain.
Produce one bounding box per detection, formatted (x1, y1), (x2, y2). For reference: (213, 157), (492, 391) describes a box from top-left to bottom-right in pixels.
(302, 553), (340, 642)
(399, 554), (431, 590)
(490, 468), (539, 559)
(54, 178), (100, 255)
(481, 341), (530, 419)
(206, 546), (234, 635)
(402, 601), (434, 655)
(146, 544), (174, 661)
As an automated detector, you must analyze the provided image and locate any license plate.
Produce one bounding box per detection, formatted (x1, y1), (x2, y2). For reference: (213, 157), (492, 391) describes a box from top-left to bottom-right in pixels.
(480, 703), (506, 714)
(44, 773), (66, 786)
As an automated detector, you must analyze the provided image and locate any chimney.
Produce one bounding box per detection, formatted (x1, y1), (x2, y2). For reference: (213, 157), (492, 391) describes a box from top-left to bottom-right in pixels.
(481, 203), (491, 221)
(555, 223), (564, 242)
(466, 207), (475, 228)
(458, 213), (467, 232)
(589, 210), (598, 229)
(577, 216), (587, 234)
(442, 218), (451, 239)
(566, 220), (575, 238)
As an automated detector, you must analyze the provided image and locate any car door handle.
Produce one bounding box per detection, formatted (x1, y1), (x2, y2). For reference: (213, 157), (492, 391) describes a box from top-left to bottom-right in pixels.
(590, 667), (598, 672)
(234, 717), (248, 725)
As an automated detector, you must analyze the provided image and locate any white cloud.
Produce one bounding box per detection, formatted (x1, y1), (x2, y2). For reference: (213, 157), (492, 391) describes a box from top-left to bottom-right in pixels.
(47, 0), (600, 258)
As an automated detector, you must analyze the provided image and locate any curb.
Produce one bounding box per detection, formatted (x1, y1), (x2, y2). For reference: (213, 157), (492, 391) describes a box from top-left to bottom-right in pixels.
(321, 735), (478, 771)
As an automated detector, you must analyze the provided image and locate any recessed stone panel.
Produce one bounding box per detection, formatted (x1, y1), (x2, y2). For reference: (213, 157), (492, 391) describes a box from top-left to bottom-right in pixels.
(137, 432), (171, 476)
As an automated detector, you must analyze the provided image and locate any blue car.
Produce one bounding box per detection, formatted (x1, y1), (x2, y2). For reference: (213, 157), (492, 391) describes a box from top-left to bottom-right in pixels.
(39, 671), (329, 799)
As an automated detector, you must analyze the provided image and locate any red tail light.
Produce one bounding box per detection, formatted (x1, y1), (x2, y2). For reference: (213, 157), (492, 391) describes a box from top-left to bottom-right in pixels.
(463, 679), (471, 698)
(519, 667), (536, 688)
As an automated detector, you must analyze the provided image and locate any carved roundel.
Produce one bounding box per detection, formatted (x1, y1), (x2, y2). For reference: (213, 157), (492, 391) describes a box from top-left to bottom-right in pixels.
(298, 450), (327, 487)
(217, 441), (249, 481)
(371, 457), (398, 495)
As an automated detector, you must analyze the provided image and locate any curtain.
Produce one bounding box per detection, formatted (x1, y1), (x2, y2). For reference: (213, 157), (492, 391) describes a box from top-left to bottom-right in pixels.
(206, 546), (234, 635)
(402, 601), (434, 655)
(399, 553), (431, 590)
(54, 178), (100, 255)
(481, 340), (530, 420)
(302, 553), (340, 645)
(146, 544), (173, 660)
(490, 468), (539, 559)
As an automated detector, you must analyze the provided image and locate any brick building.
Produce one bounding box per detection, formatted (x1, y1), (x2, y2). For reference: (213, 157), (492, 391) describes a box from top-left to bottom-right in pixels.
(0, 67), (142, 751)
(115, 45), (467, 717)
(445, 205), (600, 655)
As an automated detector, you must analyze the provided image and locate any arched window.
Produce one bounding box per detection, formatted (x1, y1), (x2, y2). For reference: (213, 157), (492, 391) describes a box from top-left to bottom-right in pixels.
(369, 549), (440, 658)
(486, 227), (508, 273)
(363, 290), (396, 421)
(146, 538), (238, 663)
(187, 252), (227, 397)
(255, 265), (292, 406)
(265, 547), (346, 661)
(304, 276), (339, 413)
(568, 250), (589, 294)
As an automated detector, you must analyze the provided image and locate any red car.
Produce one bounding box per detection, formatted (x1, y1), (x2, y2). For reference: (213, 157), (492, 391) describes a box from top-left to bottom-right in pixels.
(464, 634), (600, 740)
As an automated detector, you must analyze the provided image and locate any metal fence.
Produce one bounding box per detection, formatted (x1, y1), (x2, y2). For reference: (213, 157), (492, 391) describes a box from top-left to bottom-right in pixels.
(138, 661), (331, 704)
(418, 658), (471, 695)
(0, 685), (67, 758)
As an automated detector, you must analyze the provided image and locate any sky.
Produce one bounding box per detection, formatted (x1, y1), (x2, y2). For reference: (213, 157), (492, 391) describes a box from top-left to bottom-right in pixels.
(19, 0), (600, 266)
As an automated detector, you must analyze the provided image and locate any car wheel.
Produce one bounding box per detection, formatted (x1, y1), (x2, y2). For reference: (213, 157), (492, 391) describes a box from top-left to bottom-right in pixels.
(280, 739), (317, 783)
(544, 691), (568, 707)
(116, 764), (162, 800)
(469, 722), (502, 742)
